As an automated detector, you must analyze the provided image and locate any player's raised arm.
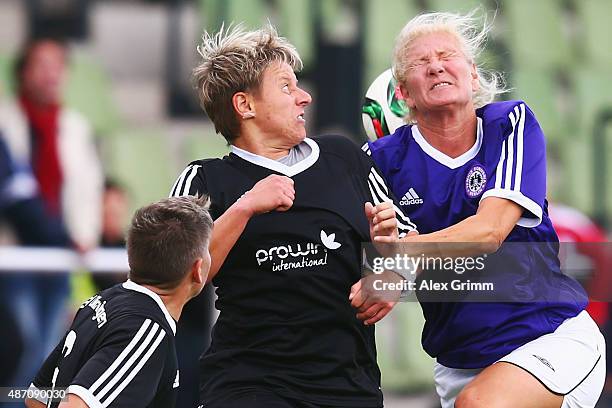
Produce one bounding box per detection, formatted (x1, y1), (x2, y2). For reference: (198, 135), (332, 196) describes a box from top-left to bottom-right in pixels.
(171, 166), (294, 283)
(347, 141), (418, 325)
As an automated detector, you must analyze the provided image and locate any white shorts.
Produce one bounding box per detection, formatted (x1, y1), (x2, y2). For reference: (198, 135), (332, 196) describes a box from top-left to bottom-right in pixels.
(433, 311), (606, 408)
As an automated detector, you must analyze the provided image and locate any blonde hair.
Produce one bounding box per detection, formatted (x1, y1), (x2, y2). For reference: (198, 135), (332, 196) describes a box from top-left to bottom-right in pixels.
(193, 23), (302, 143)
(392, 9), (506, 122)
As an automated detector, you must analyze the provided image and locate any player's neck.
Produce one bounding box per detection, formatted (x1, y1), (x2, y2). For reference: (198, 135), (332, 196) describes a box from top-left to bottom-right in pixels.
(159, 293), (184, 321)
(142, 284), (185, 321)
(233, 134), (295, 161)
(415, 109), (477, 159)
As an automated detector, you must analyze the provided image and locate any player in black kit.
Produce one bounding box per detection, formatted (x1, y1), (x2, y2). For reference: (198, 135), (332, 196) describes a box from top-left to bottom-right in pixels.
(25, 196), (213, 408)
(170, 24), (416, 407)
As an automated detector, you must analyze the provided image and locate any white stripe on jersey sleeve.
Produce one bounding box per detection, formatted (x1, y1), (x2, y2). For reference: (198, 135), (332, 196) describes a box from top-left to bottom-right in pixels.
(95, 322), (161, 401)
(90, 319), (153, 393)
(169, 165), (192, 197)
(67, 385), (104, 408)
(181, 165), (202, 196)
(513, 103), (526, 192)
(361, 142), (372, 156)
(367, 168), (417, 233)
(368, 172), (389, 204)
(393, 203), (418, 233)
(367, 180), (382, 205)
(369, 167), (389, 195)
(101, 330), (167, 407)
(495, 139), (507, 189)
(504, 107), (517, 190)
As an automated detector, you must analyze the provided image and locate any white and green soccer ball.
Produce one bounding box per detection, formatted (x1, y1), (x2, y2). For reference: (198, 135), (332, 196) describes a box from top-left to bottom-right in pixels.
(361, 69), (409, 141)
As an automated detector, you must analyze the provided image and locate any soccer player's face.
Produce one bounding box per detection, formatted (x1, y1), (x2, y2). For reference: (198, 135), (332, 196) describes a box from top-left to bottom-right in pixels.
(252, 62), (312, 145)
(400, 31), (479, 116)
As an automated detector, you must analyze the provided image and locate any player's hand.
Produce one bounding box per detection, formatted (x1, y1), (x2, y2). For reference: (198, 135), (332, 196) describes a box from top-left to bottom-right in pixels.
(349, 271), (403, 325)
(365, 202), (398, 243)
(239, 175), (295, 215)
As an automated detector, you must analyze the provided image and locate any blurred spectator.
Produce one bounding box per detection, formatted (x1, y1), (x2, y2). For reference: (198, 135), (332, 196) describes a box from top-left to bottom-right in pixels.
(0, 38), (102, 387)
(91, 178), (130, 291)
(0, 38), (103, 248)
(0, 135), (70, 390)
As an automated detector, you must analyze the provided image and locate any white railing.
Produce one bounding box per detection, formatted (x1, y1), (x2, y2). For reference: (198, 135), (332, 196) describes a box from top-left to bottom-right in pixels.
(0, 247), (129, 273)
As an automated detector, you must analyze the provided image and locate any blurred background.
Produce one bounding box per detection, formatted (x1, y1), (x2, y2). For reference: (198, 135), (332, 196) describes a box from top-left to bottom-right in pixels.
(0, 0), (610, 407)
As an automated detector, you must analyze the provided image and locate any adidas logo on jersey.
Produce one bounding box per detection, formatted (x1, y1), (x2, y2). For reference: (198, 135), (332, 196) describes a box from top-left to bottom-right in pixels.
(400, 188), (423, 206)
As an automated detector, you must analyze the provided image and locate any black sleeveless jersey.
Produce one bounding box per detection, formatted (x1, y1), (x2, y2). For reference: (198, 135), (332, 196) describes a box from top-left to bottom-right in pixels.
(30, 281), (178, 408)
(171, 135), (415, 406)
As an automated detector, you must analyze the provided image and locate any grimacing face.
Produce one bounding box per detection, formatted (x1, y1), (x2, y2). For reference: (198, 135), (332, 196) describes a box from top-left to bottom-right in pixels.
(400, 31), (479, 118)
(250, 61), (312, 146)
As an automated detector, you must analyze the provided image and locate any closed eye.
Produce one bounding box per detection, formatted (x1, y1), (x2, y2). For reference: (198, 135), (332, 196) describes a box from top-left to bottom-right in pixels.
(440, 51), (458, 60)
(409, 58), (429, 69)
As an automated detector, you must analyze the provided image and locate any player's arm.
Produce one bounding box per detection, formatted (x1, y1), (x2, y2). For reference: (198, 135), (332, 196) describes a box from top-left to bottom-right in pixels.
(206, 176), (294, 282)
(360, 142), (417, 239)
(375, 196), (522, 256)
(25, 336), (65, 407)
(65, 316), (173, 408)
(350, 147), (417, 325)
(171, 164), (294, 282)
(374, 102), (545, 257)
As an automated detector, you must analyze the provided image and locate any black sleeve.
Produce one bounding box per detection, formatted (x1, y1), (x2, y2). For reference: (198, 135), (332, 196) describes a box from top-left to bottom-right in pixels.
(32, 337), (64, 388)
(168, 161), (216, 329)
(359, 141), (417, 237)
(169, 162), (207, 197)
(170, 160), (224, 222)
(67, 317), (173, 408)
(28, 337), (65, 405)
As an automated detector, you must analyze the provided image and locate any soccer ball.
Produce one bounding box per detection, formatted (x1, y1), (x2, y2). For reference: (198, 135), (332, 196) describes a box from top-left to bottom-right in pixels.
(362, 69), (409, 141)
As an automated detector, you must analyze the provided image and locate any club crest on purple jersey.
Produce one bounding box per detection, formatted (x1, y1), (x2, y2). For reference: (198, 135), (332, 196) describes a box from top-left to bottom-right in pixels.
(465, 165), (487, 198)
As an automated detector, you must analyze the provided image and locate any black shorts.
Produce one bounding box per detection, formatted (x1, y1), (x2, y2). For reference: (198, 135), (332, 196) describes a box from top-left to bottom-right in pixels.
(200, 390), (344, 408)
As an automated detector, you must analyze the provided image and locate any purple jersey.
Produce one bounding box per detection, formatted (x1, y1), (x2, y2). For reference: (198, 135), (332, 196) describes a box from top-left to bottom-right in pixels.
(366, 100), (587, 368)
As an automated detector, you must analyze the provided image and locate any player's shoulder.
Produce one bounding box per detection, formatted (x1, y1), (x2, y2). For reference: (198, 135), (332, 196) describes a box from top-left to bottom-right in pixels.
(79, 283), (176, 336)
(478, 100), (536, 126)
(172, 158), (224, 197)
(185, 157), (223, 172)
(478, 100), (542, 145)
(367, 124), (413, 153)
(311, 134), (366, 165)
(312, 134), (359, 153)
(189, 154), (241, 176)
(362, 125), (413, 171)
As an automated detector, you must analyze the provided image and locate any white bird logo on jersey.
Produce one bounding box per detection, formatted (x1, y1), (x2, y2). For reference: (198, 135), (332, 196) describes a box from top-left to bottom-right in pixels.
(320, 230), (341, 250)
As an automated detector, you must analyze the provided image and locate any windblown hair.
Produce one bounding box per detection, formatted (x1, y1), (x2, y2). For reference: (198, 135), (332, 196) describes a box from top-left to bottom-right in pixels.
(193, 23), (302, 143)
(127, 196), (213, 290)
(393, 9), (507, 122)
